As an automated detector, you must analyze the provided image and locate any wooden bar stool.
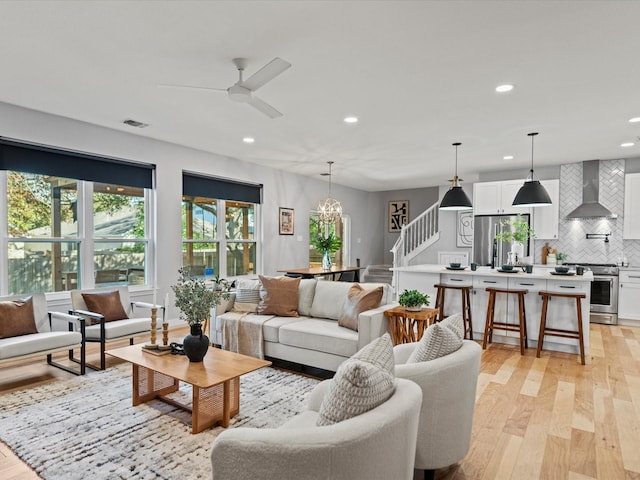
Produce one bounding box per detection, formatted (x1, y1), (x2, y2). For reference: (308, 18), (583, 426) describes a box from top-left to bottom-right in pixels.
(482, 288), (529, 355)
(433, 283), (473, 340)
(537, 291), (587, 365)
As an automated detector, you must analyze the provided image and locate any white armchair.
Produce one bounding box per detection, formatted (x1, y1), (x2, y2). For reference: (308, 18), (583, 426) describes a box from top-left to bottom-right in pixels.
(394, 340), (482, 480)
(70, 286), (164, 370)
(210, 377), (423, 480)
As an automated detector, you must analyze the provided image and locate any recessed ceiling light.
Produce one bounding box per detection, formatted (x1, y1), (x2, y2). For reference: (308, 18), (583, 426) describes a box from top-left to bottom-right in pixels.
(504, 155), (514, 160)
(242, 137), (255, 144)
(343, 116), (358, 124)
(629, 117), (640, 123)
(621, 142), (635, 147)
(495, 84), (514, 93)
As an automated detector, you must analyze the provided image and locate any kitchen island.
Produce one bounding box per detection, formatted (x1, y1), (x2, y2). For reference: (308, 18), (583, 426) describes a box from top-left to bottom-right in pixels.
(392, 265), (593, 356)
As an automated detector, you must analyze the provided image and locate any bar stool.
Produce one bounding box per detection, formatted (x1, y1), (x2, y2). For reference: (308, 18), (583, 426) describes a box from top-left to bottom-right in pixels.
(537, 291), (586, 365)
(482, 288), (528, 355)
(433, 283), (473, 340)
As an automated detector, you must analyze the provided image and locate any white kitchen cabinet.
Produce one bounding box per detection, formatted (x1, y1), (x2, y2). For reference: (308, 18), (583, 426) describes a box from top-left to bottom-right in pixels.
(623, 173), (640, 239)
(471, 274), (509, 339)
(473, 180), (531, 215)
(618, 270), (640, 321)
(508, 277), (547, 346)
(532, 179), (560, 239)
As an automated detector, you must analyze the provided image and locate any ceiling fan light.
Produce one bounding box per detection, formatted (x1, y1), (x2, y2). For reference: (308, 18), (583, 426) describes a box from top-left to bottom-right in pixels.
(440, 186), (473, 210)
(512, 180), (552, 207)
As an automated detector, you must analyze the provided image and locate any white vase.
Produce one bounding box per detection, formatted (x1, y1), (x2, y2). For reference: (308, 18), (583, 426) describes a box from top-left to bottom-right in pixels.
(511, 242), (524, 263)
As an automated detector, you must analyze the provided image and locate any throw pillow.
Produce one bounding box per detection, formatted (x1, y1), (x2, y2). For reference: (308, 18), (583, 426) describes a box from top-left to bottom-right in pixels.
(440, 313), (465, 339)
(232, 279), (261, 313)
(407, 322), (463, 363)
(316, 359), (395, 426)
(81, 290), (129, 322)
(338, 284), (384, 331)
(257, 275), (300, 317)
(351, 332), (394, 374)
(0, 297), (37, 339)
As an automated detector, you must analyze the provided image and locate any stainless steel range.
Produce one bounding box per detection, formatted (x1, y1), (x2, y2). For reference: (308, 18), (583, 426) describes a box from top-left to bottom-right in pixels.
(565, 263), (619, 325)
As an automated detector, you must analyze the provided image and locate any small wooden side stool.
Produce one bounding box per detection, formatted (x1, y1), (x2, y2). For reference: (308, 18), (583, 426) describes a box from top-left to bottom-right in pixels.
(384, 306), (439, 345)
(482, 288), (528, 355)
(433, 284), (473, 340)
(536, 290), (587, 365)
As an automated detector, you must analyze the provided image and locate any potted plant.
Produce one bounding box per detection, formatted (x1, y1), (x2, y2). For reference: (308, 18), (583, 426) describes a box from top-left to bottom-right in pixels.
(171, 267), (231, 362)
(495, 214), (536, 262)
(310, 219), (342, 270)
(556, 252), (567, 265)
(398, 289), (430, 311)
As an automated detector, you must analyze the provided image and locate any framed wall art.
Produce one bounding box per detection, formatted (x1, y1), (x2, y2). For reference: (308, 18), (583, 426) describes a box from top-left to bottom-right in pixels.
(457, 210), (473, 247)
(279, 207), (294, 235)
(388, 200), (409, 232)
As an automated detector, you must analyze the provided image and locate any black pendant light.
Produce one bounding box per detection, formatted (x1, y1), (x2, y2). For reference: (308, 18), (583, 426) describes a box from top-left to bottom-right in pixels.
(512, 132), (552, 207)
(440, 142), (473, 210)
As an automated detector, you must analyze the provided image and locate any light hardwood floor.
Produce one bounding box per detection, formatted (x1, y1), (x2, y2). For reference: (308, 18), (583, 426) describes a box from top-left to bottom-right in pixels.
(2, 323), (640, 479)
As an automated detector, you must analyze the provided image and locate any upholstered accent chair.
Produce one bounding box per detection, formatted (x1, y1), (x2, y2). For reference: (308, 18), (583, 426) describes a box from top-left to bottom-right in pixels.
(70, 286), (164, 370)
(394, 340), (482, 480)
(210, 378), (422, 480)
(0, 293), (86, 375)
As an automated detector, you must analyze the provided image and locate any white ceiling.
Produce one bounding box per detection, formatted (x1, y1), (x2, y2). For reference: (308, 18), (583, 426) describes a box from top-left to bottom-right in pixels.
(1, 1), (639, 192)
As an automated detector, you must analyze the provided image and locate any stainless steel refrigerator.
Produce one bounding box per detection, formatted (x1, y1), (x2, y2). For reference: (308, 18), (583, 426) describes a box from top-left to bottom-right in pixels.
(473, 214), (531, 267)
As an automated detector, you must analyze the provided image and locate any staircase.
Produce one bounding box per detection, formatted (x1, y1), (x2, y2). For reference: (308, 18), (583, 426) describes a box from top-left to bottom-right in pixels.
(390, 201), (440, 290)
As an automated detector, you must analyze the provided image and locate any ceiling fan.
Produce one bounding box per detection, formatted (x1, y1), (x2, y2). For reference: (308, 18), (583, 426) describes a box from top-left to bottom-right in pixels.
(160, 57), (291, 118)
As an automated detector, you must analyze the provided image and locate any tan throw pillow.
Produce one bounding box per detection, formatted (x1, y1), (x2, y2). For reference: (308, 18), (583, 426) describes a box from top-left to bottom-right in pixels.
(407, 322), (463, 363)
(232, 279), (261, 313)
(338, 284), (383, 331)
(257, 275), (300, 317)
(351, 333), (394, 374)
(316, 359), (395, 426)
(0, 297), (37, 339)
(81, 291), (129, 322)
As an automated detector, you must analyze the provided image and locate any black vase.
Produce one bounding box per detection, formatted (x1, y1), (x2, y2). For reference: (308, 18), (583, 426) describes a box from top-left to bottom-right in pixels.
(183, 323), (209, 362)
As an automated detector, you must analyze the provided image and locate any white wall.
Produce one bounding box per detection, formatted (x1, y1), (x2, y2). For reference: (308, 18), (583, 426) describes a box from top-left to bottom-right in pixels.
(0, 102), (389, 320)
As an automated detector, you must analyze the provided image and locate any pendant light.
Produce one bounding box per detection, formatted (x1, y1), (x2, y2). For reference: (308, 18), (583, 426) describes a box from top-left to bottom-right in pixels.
(512, 132), (552, 207)
(439, 142), (473, 210)
(317, 161), (343, 223)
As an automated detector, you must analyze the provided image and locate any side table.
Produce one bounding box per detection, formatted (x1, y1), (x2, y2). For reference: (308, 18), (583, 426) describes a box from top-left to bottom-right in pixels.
(384, 306), (439, 345)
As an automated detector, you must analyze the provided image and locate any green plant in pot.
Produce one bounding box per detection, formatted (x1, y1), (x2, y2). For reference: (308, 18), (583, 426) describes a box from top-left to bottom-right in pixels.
(398, 289), (430, 312)
(171, 267), (231, 362)
(310, 219), (342, 270)
(495, 214), (536, 263)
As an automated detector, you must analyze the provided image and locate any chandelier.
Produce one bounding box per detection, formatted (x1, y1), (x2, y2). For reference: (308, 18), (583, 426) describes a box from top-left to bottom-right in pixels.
(317, 161), (343, 223)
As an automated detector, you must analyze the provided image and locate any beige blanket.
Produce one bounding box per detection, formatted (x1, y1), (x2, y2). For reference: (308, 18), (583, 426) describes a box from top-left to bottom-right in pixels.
(221, 313), (272, 359)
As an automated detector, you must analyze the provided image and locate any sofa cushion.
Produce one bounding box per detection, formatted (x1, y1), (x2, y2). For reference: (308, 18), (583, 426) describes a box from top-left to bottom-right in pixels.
(440, 313), (465, 339)
(278, 319), (358, 357)
(257, 275), (300, 317)
(81, 290), (129, 322)
(297, 279), (317, 317)
(407, 322), (463, 363)
(352, 332), (394, 374)
(310, 281), (353, 320)
(316, 359), (395, 426)
(0, 297), (37, 339)
(84, 317), (154, 341)
(262, 315), (305, 343)
(232, 279), (261, 313)
(339, 284), (384, 331)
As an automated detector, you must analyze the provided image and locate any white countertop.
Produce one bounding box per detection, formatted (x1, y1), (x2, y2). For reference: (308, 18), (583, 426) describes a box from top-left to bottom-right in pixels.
(392, 264), (593, 281)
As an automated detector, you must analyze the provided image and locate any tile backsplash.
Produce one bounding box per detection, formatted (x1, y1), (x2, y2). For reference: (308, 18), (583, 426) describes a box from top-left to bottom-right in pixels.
(533, 159), (640, 267)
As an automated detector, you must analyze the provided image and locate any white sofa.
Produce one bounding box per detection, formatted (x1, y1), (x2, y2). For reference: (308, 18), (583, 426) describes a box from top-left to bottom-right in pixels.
(210, 377), (422, 480)
(214, 279), (393, 372)
(0, 293), (86, 375)
(394, 339), (482, 478)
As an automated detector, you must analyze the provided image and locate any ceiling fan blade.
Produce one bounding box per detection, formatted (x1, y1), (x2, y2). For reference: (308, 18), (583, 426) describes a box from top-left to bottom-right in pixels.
(157, 84), (227, 92)
(241, 57), (291, 91)
(247, 95), (283, 118)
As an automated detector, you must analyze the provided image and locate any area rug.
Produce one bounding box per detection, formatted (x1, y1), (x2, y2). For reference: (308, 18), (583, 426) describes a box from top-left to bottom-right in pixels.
(0, 363), (320, 479)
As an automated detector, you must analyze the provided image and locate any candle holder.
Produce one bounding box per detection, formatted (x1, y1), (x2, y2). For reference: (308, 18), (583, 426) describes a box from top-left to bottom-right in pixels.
(158, 322), (171, 351)
(143, 307), (159, 349)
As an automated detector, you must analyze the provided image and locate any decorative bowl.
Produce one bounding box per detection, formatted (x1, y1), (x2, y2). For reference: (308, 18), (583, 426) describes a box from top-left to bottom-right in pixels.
(555, 266), (569, 273)
(500, 264), (514, 271)
(449, 262), (461, 268)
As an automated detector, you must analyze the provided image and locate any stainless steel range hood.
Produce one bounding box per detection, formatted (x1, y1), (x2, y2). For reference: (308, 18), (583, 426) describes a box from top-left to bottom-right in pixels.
(566, 160), (617, 219)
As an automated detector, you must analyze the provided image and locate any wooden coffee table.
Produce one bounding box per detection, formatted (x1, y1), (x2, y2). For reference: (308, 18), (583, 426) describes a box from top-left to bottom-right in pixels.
(106, 344), (271, 434)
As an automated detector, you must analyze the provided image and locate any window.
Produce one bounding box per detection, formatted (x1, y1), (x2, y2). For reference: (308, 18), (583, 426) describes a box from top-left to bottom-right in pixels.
(182, 173), (261, 279)
(308, 214), (351, 267)
(1, 139), (154, 295)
